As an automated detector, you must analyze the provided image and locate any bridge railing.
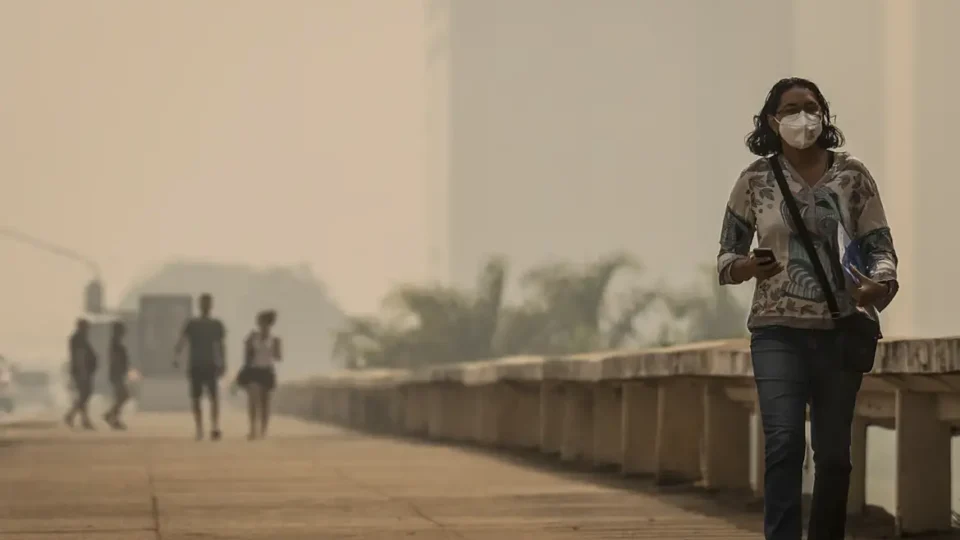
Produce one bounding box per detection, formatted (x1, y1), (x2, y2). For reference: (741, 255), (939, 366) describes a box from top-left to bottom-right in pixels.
(275, 337), (960, 536)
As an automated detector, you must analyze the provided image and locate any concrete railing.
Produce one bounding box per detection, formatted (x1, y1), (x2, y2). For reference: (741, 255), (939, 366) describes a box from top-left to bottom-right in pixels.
(276, 337), (960, 536)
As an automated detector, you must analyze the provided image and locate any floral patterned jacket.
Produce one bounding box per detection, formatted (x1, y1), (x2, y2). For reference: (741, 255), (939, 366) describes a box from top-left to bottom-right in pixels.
(717, 152), (899, 330)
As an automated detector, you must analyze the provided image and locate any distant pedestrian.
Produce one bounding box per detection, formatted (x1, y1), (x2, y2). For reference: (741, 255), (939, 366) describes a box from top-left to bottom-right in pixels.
(103, 321), (130, 430)
(174, 293), (226, 441)
(237, 310), (281, 440)
(64, 318), (97, 430)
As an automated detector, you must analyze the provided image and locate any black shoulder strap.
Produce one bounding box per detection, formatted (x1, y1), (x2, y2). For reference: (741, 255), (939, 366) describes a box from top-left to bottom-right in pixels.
(767, 156), (841, 318)
(244, 333), (256, 367)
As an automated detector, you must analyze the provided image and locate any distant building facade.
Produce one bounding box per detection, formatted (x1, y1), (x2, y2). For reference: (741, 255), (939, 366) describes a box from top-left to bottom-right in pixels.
(426, 0), (960, 337)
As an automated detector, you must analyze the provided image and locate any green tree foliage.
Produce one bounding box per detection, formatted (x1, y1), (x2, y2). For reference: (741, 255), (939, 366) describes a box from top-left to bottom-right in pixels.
(495, 252), (651, 355)
(658, 265), (749, 344)
(332, 255), (749, 370)
(333, 257), (508, 369)
(333, 253), (678, 369)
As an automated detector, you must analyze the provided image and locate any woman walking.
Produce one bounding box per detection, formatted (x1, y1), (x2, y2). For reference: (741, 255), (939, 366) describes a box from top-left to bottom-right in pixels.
(238, 310), (281, 440)
(716, 78), (899, 539)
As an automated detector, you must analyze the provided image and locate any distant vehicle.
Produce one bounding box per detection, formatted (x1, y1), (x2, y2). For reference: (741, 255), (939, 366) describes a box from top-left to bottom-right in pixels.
(137, 295), (192, 411)
(11, 367), (55, 409)
(0, 356), (16, 413)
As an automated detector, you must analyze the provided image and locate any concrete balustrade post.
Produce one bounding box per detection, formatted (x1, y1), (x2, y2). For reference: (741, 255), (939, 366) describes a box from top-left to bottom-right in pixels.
(342, 389), (354, 426)
(350, 389), (368, 428)
(591, 383), (622, 467)
(329, 389), (341, 424)
(361, 390), (376, 430)
(621, 381), (657, 475)
(701, 382), (750, 489)
(475, 384), (500, 445)
(495, 383), (520, 447)
(277, 387), (295, 416)
(387, 388), (405, 432)
(540, 381), (564, 454)
(369, 390), (392, 432)
(445, 384), (465, 439)
(524, 383), (544, 449)
(500, 383), (540, 449)
(319, 389), (330, 422)
(655, 378), (704, 485)
(338, 389), (349, 424)
(321, 390), (333, 422)
(426, 384), (446, 439)
(561, 383), (593, 462)
(895, 390), (952, 535)
(452, 385), (475, 441)
(329, 390), (339, 422)
(846, 416), (868, 515)
(308, 389), (323, 420)
(403, 385), (428, 435)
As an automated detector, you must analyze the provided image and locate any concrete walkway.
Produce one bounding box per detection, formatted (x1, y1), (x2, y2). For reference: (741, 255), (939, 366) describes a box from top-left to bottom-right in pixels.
(0, 409), (935, 539)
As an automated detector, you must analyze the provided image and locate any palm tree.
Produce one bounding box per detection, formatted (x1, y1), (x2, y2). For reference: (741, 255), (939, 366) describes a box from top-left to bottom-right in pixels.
(331, 315), (383, 370)
(331, 256), (509, 368)
(499, 252), (652, 355)
(659, 264), (749, 344)
(605, 288), (660, 348)
(469, 255), (507, 358)
(333, 252), (666, 368)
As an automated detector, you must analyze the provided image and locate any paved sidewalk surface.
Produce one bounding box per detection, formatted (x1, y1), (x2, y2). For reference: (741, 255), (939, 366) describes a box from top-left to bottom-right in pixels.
(0, 408), (941, 539)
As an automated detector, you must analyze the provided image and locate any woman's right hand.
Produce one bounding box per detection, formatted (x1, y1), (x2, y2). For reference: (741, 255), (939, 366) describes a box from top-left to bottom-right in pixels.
(731, 253), (784, 282)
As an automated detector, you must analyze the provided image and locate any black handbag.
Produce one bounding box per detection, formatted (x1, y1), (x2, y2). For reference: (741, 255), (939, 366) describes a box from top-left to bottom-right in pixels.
(235, 333), (256, 385)
(768, 156), (881, 373)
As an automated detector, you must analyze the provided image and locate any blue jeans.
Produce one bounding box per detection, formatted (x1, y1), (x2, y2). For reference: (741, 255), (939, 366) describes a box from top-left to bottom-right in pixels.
(751, 326), (863, 540)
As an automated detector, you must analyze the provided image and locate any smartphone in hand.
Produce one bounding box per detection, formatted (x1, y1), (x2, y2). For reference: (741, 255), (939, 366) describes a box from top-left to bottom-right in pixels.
(752, 248), (776, 265)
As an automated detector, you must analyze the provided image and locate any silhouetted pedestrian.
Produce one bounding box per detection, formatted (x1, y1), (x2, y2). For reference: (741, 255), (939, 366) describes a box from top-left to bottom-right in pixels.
(174, 293), (226, 441)
(103, 321), (130, 430)
(64, 318), (96, 430)
(237, 310), (281, 439)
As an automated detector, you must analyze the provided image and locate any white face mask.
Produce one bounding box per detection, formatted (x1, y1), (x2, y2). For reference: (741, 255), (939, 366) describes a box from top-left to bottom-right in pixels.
(777, 111), (823, 150)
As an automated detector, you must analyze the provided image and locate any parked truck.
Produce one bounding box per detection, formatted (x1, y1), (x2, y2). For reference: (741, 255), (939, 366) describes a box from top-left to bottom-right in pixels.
(136, 294), (193, 411)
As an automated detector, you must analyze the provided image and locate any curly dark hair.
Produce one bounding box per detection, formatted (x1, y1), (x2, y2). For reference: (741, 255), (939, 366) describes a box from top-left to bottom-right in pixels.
(745, 77), (845, 156)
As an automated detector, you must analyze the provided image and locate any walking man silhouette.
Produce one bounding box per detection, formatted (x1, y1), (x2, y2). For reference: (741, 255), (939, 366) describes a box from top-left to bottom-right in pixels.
(104, 321), (131, 430)
(64, 318), (96, 430)
(174, 294), (226, 440)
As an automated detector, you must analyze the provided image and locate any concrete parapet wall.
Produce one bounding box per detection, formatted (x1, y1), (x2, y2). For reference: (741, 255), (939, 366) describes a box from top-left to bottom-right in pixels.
(274, 338), (960, 536)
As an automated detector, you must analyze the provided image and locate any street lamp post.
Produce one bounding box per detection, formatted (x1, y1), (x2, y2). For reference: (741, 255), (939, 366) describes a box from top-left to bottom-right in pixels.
(0, 226), (105, 314)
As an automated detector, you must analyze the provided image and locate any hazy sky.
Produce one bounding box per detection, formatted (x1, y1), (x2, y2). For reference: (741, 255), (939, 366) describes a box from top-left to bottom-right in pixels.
(3, 0), (954, 361)
(1, 1), (426, 356)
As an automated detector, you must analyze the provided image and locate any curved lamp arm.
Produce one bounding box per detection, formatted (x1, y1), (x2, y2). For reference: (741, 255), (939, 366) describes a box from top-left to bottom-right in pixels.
(0, 226), (101, 278)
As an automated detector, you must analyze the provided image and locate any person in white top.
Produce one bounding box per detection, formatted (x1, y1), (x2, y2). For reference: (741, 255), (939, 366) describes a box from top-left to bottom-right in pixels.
(237, 310), (282, 439)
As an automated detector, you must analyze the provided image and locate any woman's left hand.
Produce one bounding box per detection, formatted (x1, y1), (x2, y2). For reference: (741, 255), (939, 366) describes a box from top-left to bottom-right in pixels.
(850, 267), (889, 307)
